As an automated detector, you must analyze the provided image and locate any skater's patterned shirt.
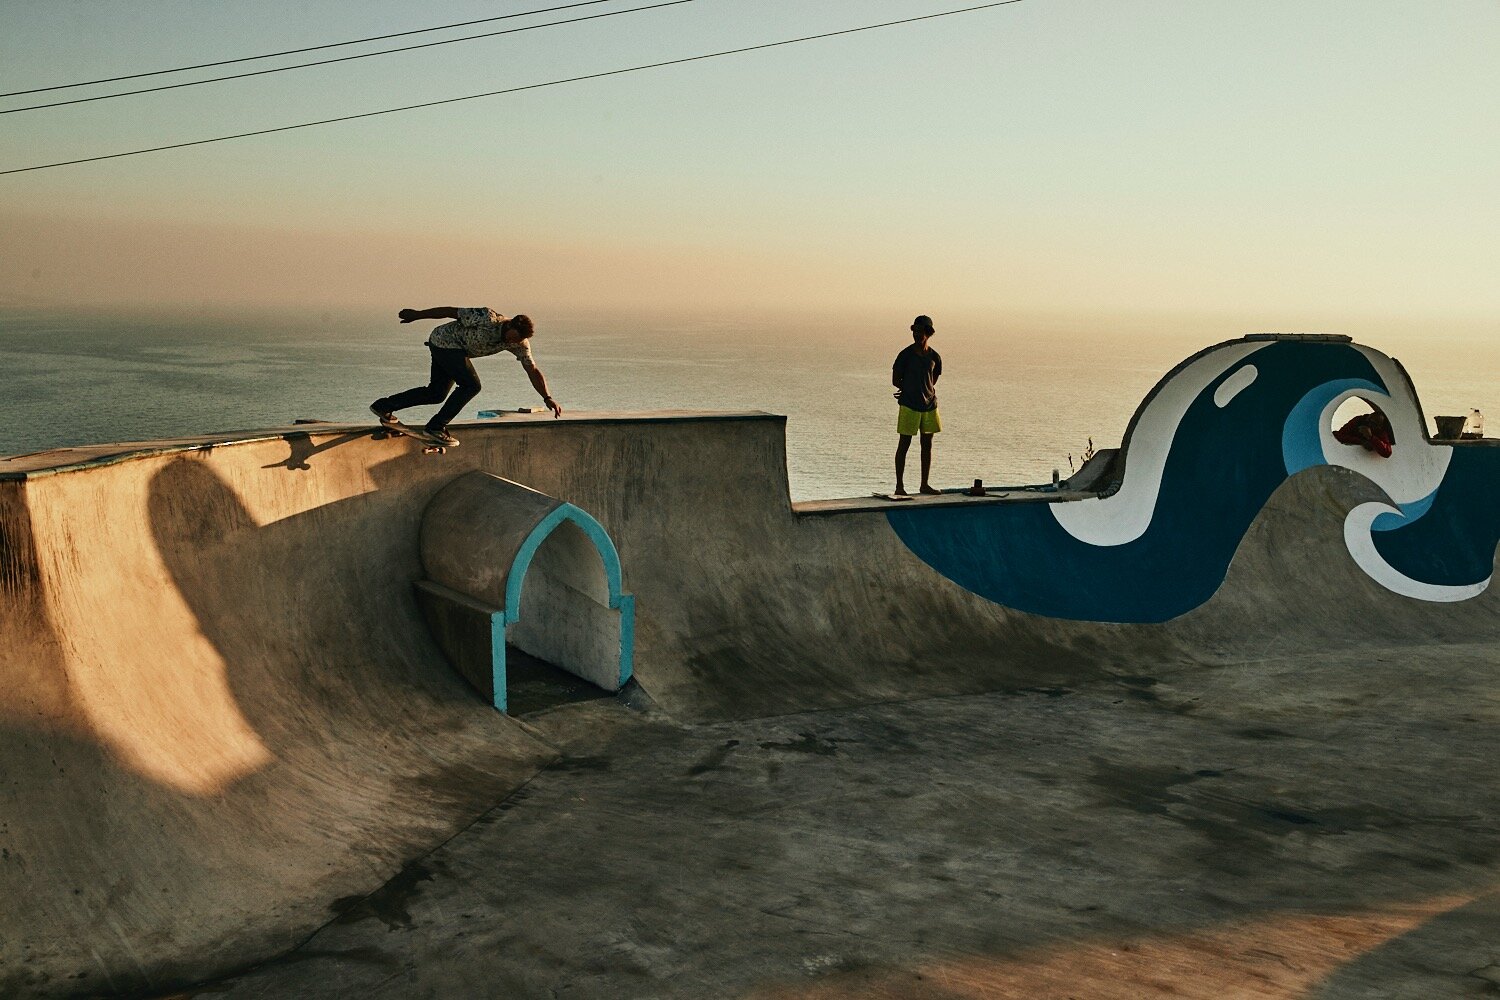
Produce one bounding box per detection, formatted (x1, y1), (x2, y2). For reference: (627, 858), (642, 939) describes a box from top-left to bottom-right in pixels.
(427, 308), (535, 366)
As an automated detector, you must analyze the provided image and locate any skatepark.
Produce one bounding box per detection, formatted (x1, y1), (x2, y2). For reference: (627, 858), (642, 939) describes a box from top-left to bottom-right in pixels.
(2, 334), (1498, 998)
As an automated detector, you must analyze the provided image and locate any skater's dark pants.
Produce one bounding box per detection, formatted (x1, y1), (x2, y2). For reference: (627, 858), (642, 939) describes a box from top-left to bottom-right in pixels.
(378, 345), (480, 429)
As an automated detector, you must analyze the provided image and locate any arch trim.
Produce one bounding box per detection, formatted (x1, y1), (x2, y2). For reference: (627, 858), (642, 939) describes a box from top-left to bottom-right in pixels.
(495, 502), (635, 698)
(502, 502), (627, 623)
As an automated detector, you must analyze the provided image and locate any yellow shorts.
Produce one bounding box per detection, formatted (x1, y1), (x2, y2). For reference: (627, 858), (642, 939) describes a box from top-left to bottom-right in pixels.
(897, 405), (941, 436)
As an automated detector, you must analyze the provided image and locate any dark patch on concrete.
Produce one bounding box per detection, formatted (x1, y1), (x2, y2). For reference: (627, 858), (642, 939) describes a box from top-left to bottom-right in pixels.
(1090, 760), (1317, 843)
(1235, 727), (1298, 740)
(683, 644), (755, 685)
(1259, 807), (1317, 826)
(759, 732), (840, 756)
(840, 718), (922, 755)
(259, 946), (403, 971)
(331, 861), (436, 932)
(1087, 758), (1207, 817)
(505, 646), (615, 715)
(1396, 852), (1457, 873)
(406, 759), (526, 815)
(1468, 963), (1500, 989)
(1088, 757), (1497, 876)
(550, 755), (611, 773)
(1013, 686), (1072, 698)
(679, 644), (789, 719)
(1112, 675), (1161, 703)
(154, 978), (238, 996)
(492, 786), (533, 814)
(687, 739), (741, 776)
(158, 947), (404, 998)
(1300, 804), (1486, 839)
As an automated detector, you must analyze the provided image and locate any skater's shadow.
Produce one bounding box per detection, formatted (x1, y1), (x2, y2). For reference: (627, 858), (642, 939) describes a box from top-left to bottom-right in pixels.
(262, 430), (373, 471)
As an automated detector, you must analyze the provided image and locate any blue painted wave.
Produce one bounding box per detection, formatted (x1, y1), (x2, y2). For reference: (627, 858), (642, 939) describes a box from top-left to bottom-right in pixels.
(886, 340), (1499, 622)
(1368, 447), (1500, 588)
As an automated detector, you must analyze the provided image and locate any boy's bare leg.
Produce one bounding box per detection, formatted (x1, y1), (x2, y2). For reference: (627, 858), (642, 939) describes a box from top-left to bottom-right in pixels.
(919, 432), (939, 494)
(895, 436), (912, 495)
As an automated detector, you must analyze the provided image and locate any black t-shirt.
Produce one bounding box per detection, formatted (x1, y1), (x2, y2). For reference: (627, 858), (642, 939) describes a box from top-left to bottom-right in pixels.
(893, 344), (942, 412)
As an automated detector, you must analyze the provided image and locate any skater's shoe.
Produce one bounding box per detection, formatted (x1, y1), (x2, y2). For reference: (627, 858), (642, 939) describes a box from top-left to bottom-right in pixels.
(369, 403), (398, 427)
(424, 425), (460, 447)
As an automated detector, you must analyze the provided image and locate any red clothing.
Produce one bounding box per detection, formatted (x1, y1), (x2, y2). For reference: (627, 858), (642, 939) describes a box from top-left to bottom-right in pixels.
(1334, 414), (1393, 458)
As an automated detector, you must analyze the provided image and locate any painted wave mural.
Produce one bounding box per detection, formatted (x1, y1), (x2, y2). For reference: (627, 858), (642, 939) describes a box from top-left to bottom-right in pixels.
(886, 337), (1500, 623)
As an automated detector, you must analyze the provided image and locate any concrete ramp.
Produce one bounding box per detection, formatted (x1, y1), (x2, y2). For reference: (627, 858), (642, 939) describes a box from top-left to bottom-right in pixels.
(0, 336), (1496, 995)
(417, 472), (634, 710)
(0, 443), (557, 997)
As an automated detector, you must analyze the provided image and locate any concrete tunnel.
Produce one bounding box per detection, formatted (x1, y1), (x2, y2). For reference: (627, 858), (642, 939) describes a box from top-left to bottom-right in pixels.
(416, 472), (635, 711)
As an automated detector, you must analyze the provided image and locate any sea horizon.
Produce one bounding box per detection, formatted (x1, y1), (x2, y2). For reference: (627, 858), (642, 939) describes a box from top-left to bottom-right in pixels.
(4, 303), (1495, 501)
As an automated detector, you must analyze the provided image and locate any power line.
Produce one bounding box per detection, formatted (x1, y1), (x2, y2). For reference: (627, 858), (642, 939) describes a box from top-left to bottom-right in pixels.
(2, 0), (694, 115)
(0, 0), (621, 98)
(1, 2), (1024, 177)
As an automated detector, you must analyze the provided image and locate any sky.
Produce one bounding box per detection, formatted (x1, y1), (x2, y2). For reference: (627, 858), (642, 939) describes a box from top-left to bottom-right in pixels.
(2, 0), (1498, 331)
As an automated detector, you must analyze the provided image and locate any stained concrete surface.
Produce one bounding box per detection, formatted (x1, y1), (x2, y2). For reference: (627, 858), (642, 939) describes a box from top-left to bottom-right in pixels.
(4, 404), (1495, 995)
(171, 643), (1500, 999)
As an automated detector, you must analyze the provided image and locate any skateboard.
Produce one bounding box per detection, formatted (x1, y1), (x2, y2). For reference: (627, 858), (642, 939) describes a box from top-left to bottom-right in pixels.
(374, 420), (451, 455)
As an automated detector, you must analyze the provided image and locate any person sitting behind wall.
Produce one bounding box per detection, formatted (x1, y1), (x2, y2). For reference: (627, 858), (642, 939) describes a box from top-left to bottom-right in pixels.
(1333, 404), (1394, 458)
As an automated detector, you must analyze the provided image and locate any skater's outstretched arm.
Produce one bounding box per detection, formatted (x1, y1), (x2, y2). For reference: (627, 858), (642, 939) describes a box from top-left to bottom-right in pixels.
(524, 364), (563, 418)
(398, 307), (460, 323)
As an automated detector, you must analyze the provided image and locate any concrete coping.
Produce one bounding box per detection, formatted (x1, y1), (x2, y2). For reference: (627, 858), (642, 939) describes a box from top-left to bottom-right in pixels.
(0, 411), (785, 481)
(1241, 332), (1355, 342)
(794, 487), (1099, 517)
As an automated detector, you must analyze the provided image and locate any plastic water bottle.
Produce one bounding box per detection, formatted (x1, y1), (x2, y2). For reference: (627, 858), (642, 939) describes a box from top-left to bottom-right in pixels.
(1469, 409), (1485, 438)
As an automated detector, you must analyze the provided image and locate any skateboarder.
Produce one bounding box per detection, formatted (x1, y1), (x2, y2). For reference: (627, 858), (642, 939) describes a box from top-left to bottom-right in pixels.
(370, 306), (562, 446)
(893, 314), (942, 495)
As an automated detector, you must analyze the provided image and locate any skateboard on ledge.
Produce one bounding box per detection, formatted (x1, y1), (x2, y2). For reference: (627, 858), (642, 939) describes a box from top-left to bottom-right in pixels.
(373, 420), (452, 455)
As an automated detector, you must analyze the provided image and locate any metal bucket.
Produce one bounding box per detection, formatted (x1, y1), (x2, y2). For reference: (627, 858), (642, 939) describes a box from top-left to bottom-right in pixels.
(1434, 415), (1466, 439)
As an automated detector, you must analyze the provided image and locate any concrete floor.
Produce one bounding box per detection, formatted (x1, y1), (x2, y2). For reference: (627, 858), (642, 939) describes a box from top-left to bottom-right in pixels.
(166, 642), (1500, 1000)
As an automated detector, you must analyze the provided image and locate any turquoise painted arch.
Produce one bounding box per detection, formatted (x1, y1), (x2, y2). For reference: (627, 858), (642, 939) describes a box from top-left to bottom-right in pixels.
(487, 502), (635, 713)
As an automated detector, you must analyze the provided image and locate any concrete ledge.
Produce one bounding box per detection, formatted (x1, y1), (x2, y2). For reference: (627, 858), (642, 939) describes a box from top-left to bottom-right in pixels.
(0, 410), (785, 480)
(414, 580), (503, 703)
(794, 488), (1098, 517)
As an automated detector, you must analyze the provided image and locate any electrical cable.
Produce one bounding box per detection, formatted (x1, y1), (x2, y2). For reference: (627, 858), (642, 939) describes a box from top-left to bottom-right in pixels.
(1, 2), (1024, 177)
(0, 0), (621, 98)
(2, 0), (694, 115)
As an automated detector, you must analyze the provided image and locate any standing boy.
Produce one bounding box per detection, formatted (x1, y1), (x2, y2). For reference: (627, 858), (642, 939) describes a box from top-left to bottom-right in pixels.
(371, 306), (562, 446)
(892, 314), (942, 495)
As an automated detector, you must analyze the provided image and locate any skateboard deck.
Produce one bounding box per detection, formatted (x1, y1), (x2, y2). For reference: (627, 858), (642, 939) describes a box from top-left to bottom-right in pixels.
(374, 420), (450, 454)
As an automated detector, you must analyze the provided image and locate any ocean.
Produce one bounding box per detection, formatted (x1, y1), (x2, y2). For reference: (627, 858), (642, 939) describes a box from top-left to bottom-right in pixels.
(2, 305), (1494, 501)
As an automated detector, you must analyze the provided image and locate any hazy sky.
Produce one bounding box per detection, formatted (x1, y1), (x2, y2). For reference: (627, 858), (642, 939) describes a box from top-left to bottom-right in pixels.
(2, 0), (1497, 327)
